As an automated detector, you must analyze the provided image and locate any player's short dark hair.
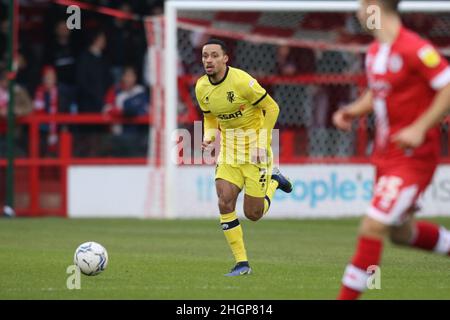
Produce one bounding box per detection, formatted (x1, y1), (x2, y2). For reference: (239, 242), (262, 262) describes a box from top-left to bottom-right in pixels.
(379, 0), (401, 13)
(203, 39), (228, 54)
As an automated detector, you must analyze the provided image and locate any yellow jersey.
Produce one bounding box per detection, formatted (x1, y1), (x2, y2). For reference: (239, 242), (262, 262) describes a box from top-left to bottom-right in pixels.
(195, 66), (271, 164)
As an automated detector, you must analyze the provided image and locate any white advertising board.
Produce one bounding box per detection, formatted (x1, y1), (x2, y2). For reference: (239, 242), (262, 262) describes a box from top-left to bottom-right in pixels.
(68, 165), (450, 218)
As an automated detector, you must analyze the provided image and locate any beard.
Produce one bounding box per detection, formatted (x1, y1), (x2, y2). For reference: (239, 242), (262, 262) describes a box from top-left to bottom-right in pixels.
(204, 65), (217, 76)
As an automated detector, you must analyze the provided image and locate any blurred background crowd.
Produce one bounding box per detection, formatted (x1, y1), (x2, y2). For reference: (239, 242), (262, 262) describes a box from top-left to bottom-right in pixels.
(0, 0), (163, 158)
(0, 1), (449, 159)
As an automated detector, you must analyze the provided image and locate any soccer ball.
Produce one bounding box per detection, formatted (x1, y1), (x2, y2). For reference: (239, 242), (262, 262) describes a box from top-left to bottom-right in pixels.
(74, 242), (108, 276)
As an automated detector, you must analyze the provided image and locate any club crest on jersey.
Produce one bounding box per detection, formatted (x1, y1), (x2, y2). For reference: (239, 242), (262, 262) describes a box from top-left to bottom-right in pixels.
(418, 45), (440, 68)
(226, 91), (235, 103)
(388, 54), (403, 73)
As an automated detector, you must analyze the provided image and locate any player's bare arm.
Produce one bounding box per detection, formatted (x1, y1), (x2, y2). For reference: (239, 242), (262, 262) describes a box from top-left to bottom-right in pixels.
(392, 83), (450, 149)
(332, 90), (373, 131)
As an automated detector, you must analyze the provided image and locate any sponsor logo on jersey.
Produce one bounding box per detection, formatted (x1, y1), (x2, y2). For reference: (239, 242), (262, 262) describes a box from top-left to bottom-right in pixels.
(418, 45), (440, 68)
(226, 91), (235, 103)
(217, 110), (243, 120)
(369, 79), (391, 98)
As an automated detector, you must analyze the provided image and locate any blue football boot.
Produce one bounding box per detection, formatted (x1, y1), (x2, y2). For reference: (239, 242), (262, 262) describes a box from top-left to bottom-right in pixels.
(225, 261), (252, 277)
(271, 167), (293, 193)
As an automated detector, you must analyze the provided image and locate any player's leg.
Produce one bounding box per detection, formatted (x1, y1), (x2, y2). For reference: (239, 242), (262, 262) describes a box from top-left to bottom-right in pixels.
(390, 215), (450, 256)
(389, 214), (415, 245)
(388, 166), (450, 255)
(242, 163), (292, 221)
(243, 194), (265, 221)
(215, 164), (251, 276)
(338, 171), (418, 300)
(216, 178), (245, 262)
(337, 215), (387, 300)
(242, 163), (271, 221)
(262, 166), (293, 214)
(216, 178), (240, 214)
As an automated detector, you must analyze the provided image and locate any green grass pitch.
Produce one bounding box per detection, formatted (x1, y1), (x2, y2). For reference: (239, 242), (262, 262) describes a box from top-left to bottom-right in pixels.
(0, 217), (449, 299)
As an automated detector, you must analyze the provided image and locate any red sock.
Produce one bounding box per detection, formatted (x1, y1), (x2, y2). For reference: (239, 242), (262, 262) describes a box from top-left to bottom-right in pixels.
(338, 236), (383, 300)
(337, 285), (361, 300)
(411, 221), (440, 251)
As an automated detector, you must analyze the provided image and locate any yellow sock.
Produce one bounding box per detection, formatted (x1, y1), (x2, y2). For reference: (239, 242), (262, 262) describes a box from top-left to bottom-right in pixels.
(263, 179), (279, 215)
(220, 211), (248, 263)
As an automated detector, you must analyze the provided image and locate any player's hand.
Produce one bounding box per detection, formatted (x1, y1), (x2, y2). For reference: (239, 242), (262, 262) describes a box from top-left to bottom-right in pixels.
(391, 125), (426, 149)
(332, 108), (355, 132)
(201, 140), (214, 151)
(252, 147), (268, 164)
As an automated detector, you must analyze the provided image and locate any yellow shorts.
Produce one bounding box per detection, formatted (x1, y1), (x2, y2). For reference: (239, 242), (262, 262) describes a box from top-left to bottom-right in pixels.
(215, 162), (272, 198)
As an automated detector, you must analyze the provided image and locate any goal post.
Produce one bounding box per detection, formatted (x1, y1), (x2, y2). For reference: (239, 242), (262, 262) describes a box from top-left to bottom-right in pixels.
(164, 6), (178, 218)
(159, 1), (450, 219)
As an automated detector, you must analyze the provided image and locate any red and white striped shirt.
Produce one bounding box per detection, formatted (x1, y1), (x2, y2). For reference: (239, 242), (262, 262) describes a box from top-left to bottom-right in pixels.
(366, 26), (450, 168)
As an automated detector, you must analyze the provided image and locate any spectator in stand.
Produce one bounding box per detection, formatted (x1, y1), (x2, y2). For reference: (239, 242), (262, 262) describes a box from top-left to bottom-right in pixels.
(0, 68), (7, 156)
(0, 68), (33, 157)
(276, 45), (316, 76)
(106, 3), (146, 84)
(76, 29), (111, 113)
(0, 19), (7, 64)
(15, 46), (40, 96)
(106, 2), (132, 83)
(103, 66), (149, 156)
(104, 66), (148, 118)
(73, 29), (111, 157)
(44, 20), (78, 91)
(33, 65), (66, 156)
(274, 45), (317, 156)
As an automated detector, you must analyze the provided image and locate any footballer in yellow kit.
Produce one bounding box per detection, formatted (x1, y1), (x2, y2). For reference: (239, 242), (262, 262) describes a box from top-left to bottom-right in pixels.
(195, 39), (293, 276)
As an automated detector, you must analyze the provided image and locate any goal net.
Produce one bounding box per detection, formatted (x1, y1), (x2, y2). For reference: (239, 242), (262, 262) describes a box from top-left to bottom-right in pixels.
(144, 1), (450, 218)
